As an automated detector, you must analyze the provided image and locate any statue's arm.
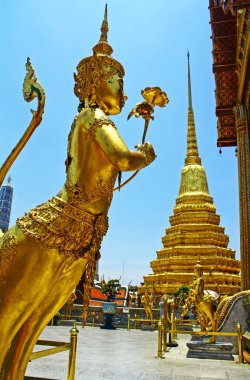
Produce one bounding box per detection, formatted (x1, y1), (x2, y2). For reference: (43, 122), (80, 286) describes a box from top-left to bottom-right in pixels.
(92, 121), (155, 171)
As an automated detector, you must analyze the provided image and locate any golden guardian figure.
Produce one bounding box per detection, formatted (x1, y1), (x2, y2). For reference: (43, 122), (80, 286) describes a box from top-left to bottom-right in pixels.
(181, 260), (219, 343)
(141, 288), (154, 321)
(0, 6), (158, 379)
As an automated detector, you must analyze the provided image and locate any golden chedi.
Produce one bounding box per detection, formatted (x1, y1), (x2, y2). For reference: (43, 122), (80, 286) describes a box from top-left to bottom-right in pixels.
(0, 6), (156, 380)
(141, 53), (241, 297)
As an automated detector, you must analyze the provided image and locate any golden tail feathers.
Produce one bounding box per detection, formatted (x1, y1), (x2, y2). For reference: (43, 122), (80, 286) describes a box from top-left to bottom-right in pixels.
(0, 58), (45, 186)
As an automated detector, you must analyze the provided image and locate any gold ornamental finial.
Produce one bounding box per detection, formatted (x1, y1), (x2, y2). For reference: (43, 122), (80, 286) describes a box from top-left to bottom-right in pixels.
(185, 51), (201, 166)
(92, 4), (113, 56)
(194, 258), (203, 274)
(187, 50), (192, 111)
(74, 4), (124, 101)
(100, 4), (108, 43)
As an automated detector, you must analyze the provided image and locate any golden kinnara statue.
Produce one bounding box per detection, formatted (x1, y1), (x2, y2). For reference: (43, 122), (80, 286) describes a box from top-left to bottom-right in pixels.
(0, 7), (157, 379)
(181, 260), (219, 343)
(181, 260), (250, 344)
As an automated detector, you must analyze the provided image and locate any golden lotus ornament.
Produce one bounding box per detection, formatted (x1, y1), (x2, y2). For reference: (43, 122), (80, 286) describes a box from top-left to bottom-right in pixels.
(142, 87), (169, 107)
(128, 87), (169, 122)
(114, 87), (169, 191)
(127, 87), (169, 144)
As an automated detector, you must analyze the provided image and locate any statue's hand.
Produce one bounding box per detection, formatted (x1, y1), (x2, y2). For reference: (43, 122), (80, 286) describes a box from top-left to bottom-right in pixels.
(135, 142), (156, 167)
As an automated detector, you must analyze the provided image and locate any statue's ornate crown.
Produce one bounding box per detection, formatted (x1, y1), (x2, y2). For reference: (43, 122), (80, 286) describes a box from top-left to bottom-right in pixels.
(74, 5), (125, 101)
(194, 259), (203, 272)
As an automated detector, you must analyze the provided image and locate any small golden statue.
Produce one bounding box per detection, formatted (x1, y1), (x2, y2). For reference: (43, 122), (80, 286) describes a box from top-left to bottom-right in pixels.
(181, 260), (250, 345)
(0, 6), (168, 379)
(65, 290), (77, 319)
(141, 288), (154, 321)
(181, 260), (219, 343)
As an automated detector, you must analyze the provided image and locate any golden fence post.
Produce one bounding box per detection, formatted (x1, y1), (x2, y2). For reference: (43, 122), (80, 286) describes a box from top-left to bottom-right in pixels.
(162, 316), (167, 353)
(134, 314), (137, 330)
(237, 321), (244, 364)
(67, 322), (79, 380)
(128, 314), (130, 331)
(174, 316), (177, 341)
(157, 321), (163, 358)
(171, 311), (176, 344)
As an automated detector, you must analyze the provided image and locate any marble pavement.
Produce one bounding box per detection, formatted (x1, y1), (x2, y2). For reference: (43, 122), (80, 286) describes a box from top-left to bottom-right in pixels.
(25, 325), (250, 380)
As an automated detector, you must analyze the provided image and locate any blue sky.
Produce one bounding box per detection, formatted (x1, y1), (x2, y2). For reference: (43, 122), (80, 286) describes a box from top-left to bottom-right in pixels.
(0, 1), (239, 285)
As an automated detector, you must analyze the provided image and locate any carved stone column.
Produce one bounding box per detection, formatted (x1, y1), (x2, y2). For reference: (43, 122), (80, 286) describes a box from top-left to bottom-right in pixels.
(234, 104), (250, 290)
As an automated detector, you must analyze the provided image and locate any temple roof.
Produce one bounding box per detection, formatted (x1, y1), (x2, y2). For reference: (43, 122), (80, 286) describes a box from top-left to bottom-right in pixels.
(209, 0), (250, 147)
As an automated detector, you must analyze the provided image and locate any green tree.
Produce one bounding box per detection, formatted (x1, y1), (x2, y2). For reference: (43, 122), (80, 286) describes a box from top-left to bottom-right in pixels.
(100, 279), (121, 302)
(174, 285), (190, 306)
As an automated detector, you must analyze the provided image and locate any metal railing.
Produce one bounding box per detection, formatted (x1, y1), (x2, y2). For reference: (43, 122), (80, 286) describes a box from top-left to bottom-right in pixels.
(127, 315), (160, 330)
(24, 323), (79, 380)
(157, 319), (244, 364)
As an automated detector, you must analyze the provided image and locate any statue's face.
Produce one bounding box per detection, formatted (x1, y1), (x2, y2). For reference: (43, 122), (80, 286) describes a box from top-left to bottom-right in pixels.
(194, 267), (201, 278)
(95, 68), (127, 115)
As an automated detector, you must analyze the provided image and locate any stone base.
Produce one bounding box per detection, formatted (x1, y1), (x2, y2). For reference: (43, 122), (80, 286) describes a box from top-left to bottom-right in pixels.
(100, 313), (116, 330)
(141, 323), (156, 331)
(100, 325), (116, 330)
(58, 319), (76, 326)
(191, 334), (210, 341)
(186, 341), (234, 360)
(243, 331), (250, 364)
(24, 377), (60, 380)
(167, 341), (178, 347)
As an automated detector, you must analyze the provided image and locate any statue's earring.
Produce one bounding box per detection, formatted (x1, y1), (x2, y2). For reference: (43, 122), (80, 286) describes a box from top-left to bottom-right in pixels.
(89, 84), (97, 107)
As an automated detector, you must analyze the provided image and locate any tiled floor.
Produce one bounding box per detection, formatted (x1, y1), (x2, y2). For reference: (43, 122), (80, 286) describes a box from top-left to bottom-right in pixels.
(25, 326), (250, 380)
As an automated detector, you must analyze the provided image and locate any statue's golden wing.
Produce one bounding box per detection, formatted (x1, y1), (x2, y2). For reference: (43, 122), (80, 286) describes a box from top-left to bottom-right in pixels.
(0, 58), (45, 186)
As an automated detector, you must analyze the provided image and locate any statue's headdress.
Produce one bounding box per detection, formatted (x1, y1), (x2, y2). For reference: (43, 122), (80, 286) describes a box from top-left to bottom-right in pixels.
(194, 259), (203, 275)
(74, 4), (125, 102)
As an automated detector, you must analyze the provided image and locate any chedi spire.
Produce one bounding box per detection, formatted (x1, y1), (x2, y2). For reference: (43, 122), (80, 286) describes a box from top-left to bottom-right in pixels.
(179, 52), (209, 197)
(185, 51), (201, 166)
(139, 54), (241, 298)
